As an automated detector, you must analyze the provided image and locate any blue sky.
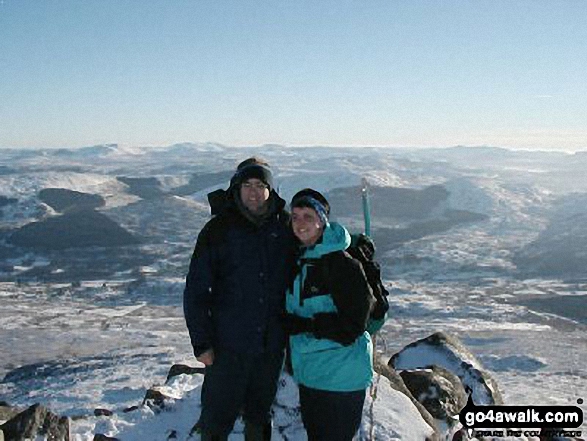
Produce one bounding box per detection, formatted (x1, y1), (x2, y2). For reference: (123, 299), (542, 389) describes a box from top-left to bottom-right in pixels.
(1, 0), (586, 150)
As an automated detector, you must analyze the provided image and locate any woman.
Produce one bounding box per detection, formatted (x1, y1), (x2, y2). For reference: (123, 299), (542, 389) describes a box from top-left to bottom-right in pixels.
(282, 188), (374, 441)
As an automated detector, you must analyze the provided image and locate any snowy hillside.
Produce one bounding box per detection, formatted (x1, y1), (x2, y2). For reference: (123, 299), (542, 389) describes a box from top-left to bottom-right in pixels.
(0, 144), (585, 439)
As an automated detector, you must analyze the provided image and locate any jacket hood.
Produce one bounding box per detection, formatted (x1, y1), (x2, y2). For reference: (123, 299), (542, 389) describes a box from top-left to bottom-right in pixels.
(302, 222), (351, 259)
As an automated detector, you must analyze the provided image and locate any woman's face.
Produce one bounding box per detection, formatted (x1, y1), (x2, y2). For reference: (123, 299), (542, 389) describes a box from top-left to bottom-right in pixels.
(291, 206), (324, 246)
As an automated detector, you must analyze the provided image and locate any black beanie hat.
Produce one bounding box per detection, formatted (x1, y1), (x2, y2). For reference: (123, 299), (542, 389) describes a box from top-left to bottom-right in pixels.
(230, 157), (274, 190)
(291, 188), (330, 224)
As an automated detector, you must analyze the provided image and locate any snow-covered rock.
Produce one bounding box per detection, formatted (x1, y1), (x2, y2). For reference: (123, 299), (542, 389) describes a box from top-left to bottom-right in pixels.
(399, 365), (467, 433)
(389, 332), (503, 405)
(0, 403), (69, 441)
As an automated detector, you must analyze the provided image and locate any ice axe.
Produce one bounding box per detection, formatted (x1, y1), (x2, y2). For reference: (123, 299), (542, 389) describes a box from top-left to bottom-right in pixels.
(361, 177), (371, 237)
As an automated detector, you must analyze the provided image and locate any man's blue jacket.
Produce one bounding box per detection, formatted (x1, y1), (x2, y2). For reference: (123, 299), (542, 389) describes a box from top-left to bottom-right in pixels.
(183, 189), (294, 357)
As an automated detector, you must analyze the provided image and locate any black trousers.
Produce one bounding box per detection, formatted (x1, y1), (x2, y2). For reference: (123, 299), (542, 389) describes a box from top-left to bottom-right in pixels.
(198, 350), (284, 437)
(299, 384), (366, 441)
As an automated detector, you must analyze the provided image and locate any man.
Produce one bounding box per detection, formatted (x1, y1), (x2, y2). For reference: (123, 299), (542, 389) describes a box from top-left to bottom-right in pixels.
(184, 157), (294, 441)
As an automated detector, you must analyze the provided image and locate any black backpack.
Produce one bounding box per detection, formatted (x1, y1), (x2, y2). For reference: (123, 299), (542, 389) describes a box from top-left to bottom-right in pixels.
(346, 233), (390, 334)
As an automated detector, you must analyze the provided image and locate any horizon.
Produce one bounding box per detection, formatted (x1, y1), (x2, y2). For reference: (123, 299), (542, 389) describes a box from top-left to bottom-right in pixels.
(1, 142), (584, 155)
(1, 1), (586, 151)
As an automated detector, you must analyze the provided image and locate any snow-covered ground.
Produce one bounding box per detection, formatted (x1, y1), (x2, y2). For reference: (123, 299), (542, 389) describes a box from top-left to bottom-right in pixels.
(1, 145), (586, 439)
(1, 272), (584, 439)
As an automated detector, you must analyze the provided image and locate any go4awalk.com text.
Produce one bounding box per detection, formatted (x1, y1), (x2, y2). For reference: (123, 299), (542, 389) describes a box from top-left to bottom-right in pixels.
(458, 396), (584, 438)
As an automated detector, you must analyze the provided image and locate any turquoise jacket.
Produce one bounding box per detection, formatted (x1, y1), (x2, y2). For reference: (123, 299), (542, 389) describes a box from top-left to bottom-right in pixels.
(286, 222), (373, 392)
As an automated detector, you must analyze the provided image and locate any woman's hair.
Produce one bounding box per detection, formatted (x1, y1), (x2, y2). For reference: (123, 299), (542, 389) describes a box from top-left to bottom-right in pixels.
(290, 188), (330, 225)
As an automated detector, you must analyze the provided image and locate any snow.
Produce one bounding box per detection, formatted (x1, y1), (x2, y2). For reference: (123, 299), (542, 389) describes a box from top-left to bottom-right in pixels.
(0, 172), (121, 198)
(359, 375), (436, 441)
(1, 144), (586, 439)
(480, 355), (548, 372)
(64, 370), (436, 441)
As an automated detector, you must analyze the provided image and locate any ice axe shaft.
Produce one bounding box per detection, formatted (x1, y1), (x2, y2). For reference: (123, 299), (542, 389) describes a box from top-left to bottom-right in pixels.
(361, 178), (371, 237)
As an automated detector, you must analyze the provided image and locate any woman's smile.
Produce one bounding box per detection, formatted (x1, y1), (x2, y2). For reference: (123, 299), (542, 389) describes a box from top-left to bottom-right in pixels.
(292, 207), (323, 246)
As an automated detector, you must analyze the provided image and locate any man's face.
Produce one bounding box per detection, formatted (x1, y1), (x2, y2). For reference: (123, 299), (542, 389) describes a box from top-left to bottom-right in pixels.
(239, 178), (270, 214)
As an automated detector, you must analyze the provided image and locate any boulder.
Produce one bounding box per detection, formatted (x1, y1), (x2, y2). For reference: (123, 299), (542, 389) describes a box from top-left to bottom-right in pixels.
(400, 365), (467, 423)
(142, 387), (178, 410)
(389, 331), (503, 405)
(0, 404), (21, 424)
(93, 408), (113, 417)
(165, 363), (206, 383)
(0, 403), (69, 441)
(93, 434), (120, 441)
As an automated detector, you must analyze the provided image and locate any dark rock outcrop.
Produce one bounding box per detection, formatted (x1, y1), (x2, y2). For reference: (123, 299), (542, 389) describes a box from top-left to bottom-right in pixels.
(0, 196), (18, 208)
(142, 387), (177, 411)
(400, 365), (467, 423)
(172, 170), (234, 196)
(165, 364), (206, 383)
(8, 210), (140, 250)
(0, 403), (69, 441)
(389, 331), (503, 405)
(327, 184), (487, 252)
(329, 184), (450, 220)
(93, 434), (120, 441)
(39, 188), (105, 212)
(116, 177), (166, 200)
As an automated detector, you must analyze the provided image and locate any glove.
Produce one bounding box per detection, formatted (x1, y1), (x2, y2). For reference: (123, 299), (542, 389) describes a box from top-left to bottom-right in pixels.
(312, 312), (358, 346)
(281, 313), (315, 335)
